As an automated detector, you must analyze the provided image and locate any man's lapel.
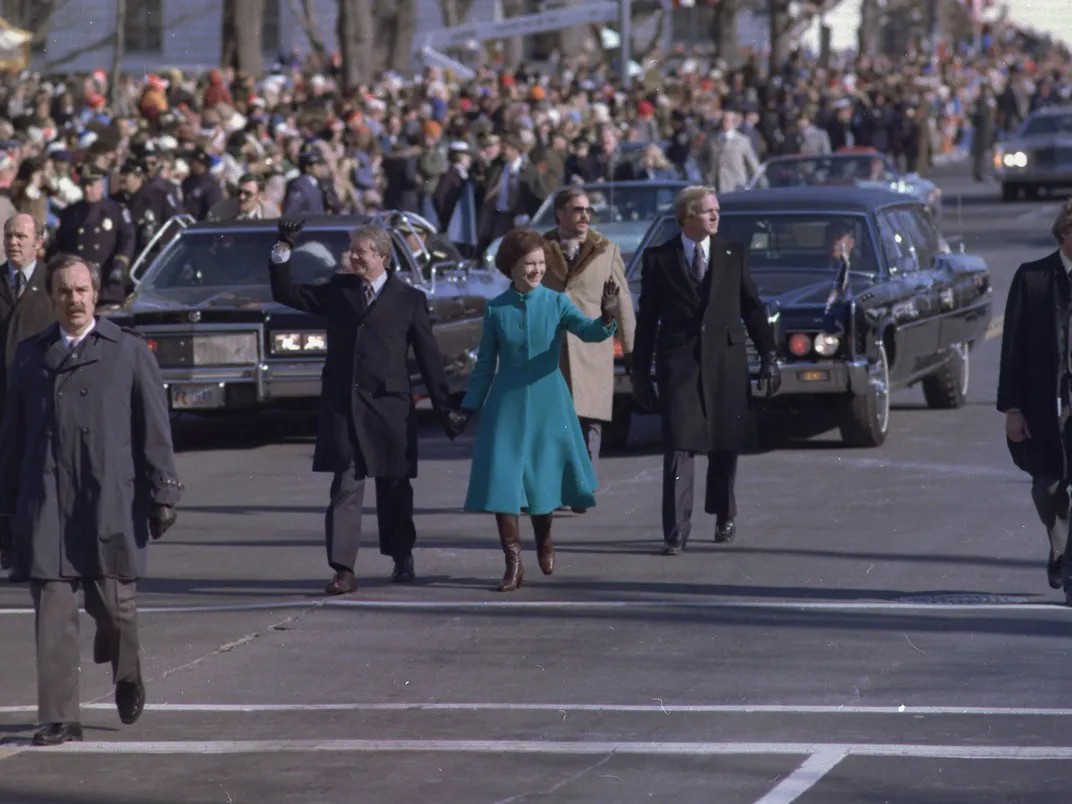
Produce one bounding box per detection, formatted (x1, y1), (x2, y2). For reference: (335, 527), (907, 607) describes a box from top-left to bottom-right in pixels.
(570, 231), (607, 280)
(668, 235), (700, 305)
(0, 264), (13, 309)
(705, 238), (733, 305)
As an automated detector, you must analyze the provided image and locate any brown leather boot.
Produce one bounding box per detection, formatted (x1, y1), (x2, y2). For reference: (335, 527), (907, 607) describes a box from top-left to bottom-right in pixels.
(495, 514), (524, 592)
(531, 514), (554, 575)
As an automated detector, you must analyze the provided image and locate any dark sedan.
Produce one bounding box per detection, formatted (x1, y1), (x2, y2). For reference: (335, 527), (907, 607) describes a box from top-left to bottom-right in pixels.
(107, 213), (509, 413)
(608, 186), (992, 448)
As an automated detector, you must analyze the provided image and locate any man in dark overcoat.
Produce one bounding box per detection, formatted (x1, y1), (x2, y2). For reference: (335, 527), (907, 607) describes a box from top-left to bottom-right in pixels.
(0, 254), (180, 746)
(997, 199), (1072, 601)
(269, 219), (465, 594)
(631, 186), (780, 555)
(0, 213), (55, 419)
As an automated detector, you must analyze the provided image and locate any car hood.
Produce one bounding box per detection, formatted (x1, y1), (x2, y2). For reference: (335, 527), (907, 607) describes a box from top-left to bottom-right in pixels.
(1005, 134), (1072, 149)
(752, 269), (874, 308)
(118, 284), (312, 325)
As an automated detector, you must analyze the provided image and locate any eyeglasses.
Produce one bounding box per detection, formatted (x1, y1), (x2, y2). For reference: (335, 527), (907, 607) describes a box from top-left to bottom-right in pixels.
(569, 206), (591, 216)
(238, 190), (256, 199)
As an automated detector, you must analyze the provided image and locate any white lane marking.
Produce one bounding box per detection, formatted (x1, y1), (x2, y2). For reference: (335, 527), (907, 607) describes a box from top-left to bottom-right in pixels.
(1014, 203), (1058, 223)
(985, 319), (1003, 341)
(0, 598), (1066, 616)
(4, 703), (1072, 716)
(17, 740), (1072, 758)
(755, 749), (848, 804)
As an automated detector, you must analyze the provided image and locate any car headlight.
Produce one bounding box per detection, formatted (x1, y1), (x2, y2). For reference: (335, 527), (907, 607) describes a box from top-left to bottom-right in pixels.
(1002, 151), (1028, 168)
(271, 331), (327, 355)
(813, 332), (840, 357)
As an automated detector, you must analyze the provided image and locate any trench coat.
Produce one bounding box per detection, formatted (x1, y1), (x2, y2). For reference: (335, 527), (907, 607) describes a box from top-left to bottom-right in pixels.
(0, 261), (56, 416)
(0, 317), (182, 581)
(632, 234), (777, 454)
(996, 250), (1069, 478)
(461, 285), (617, 515)
(269, 252), (452, 478)
(542, 228), (636, 422)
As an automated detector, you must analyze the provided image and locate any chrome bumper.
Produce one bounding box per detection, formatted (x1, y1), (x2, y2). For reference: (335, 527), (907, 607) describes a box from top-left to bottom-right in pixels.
(612, 359), (871, 400)
(161, 361), (322, 409)
(998, 168), (1072, 185)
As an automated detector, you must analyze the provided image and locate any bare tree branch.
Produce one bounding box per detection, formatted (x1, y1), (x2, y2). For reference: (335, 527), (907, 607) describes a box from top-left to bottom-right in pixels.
(287, 0), (326, 55)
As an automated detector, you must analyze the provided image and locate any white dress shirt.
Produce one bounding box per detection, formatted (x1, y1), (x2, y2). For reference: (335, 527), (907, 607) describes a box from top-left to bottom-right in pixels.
(1060, 248), (1072, 275)
(60, 319), (96, 350)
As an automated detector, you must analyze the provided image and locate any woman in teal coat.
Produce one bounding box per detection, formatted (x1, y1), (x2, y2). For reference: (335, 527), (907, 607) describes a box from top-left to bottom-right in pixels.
(457, 228), (620, 592)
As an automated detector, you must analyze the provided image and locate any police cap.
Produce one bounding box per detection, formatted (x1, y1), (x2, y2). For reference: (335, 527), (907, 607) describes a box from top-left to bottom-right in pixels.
(78, 163), (108, 184)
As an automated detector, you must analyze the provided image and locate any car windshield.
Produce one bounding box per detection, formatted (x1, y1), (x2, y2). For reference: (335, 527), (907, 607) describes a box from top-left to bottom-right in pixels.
(628, 212), (879, 277)
(142, 229), (403, 290)
(753, 156), (895, 188)
(1020, 113), (1072, 137)
(530, 184), (681, 227)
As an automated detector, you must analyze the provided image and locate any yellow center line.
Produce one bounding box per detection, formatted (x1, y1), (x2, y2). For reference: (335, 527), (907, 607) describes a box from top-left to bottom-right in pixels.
(985, 320), (1004, 341)
(0, 747), (24, 762)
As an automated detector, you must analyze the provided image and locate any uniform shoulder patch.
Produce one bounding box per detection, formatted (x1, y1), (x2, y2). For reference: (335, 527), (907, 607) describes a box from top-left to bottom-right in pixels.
(122, 207), (132, 223)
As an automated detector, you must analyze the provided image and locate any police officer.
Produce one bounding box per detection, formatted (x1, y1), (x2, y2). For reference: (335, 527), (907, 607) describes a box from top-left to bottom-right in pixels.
(282, 145), (340, 216)
(388, 212), (464, 277)
(49, 164), (135, 306)
(181, 148), (224, 221)
(112, 159), (176, 256)
(132, 141), (181, 212)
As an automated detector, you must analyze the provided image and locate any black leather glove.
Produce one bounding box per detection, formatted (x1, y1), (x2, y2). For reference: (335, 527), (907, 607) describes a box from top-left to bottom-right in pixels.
(439, 408), (470, 440)
(632, 373), (659, 414)
(621, 353), (633, 375)
(600, 278), (621, 324)
(278, 218), (304, 248)
(758, 352), (781, 399)
(107, 264), (126, 286)
(149, 505), (177, 540)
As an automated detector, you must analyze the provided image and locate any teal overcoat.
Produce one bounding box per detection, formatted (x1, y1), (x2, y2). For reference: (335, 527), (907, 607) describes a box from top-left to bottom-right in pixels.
(461, 284), (617, 515)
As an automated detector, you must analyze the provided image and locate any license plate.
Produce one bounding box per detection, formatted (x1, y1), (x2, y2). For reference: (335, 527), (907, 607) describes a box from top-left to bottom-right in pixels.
(171, 383), (225, 409)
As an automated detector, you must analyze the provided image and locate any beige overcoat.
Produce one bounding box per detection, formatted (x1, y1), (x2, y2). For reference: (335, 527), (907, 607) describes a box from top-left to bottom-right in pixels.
(542, 228), (636, 422)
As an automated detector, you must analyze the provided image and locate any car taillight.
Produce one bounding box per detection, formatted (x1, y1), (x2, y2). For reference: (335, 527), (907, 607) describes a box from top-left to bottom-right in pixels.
(613, 336), (623, 358)
(145, 338), (158, 353)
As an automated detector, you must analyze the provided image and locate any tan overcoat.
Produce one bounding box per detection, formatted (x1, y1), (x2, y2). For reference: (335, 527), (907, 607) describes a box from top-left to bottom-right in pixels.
(542, 228), (636, 422)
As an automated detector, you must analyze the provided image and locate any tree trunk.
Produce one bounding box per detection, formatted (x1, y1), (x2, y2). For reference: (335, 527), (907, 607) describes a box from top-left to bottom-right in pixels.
(234, 0), (266, 76)
(385, 0), (418, 74)
(711, 0), (741, 68)
(110, 0), (126, 104)
(857, 0), (881, 57)
(337, 0), (375, 91)
(767, 0), (790, 78)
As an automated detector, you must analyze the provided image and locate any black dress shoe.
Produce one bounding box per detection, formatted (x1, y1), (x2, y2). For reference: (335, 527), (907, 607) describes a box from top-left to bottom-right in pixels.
(662, 543), (682, 556)
(570, 507), (588, 514)
(391, 555), (415, 583)
(1048, 552), (1063, 590)
(32, 723), (83, 746)
(325, 570), (357, 595)
(715, 519), (736, 544)
(116, 674), (146, 725)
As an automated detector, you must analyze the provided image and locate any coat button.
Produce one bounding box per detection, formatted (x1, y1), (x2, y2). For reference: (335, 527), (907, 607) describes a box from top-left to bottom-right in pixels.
(81, 427), (89, 434)
(80, 389), (88, 396)
(701, 325), (706, 332)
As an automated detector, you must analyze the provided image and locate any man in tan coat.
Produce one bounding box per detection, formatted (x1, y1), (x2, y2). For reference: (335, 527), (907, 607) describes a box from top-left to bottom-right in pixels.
(543, 188), (636, 506)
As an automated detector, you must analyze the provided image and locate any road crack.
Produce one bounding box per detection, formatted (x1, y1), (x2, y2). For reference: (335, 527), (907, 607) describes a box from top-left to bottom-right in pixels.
(490, 751), (617, 803)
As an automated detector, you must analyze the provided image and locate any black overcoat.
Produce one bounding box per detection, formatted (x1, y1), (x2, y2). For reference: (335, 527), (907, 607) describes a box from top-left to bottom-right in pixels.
(269, 255), (452, 477)
(0, 262), (56, 415)
(997, 250), (1069, 478)
(0, 318), (182, 580)
(632, 234), (777, 453)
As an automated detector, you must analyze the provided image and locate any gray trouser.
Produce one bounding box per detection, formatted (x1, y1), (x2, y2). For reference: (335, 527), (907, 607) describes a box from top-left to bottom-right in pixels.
(579, 418), (603, 481)
(662, 449), (738, 547)
(1031, 477), (1071, 570)
(325, 463), (417, 572)
(31, 578), (139, 724)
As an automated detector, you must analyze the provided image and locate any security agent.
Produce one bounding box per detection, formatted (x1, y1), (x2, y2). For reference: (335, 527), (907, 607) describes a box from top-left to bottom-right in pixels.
(48, 164), (136, 306)
(112, 158), (178, 255)
(0, 254), (180, 746)
(283, 144), (340, 216)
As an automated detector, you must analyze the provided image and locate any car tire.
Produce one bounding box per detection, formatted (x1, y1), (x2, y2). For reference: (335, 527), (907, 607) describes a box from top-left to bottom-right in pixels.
(602, 398), (633, 451)
(839, 342), (890, 448)
(921, 342), (969, 409)
(1001, 183), (1019, 202)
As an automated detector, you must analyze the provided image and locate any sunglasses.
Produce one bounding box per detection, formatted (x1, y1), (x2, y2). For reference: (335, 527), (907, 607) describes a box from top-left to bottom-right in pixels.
(569, 206), (591, 216)
(238, 190), (256, 199)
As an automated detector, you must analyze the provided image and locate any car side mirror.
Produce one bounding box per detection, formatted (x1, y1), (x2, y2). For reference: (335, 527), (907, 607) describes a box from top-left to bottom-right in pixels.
(889, 256), (916, 275)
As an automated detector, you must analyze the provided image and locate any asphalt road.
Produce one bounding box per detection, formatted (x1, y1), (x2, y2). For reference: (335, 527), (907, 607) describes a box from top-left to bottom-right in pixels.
(2, 167), (1071, 803)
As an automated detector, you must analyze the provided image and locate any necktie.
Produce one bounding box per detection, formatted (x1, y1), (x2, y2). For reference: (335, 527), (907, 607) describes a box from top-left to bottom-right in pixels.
(690, 242), (706, 283)
(363, 282), (375, 306)
(13, 271), (24, 299)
